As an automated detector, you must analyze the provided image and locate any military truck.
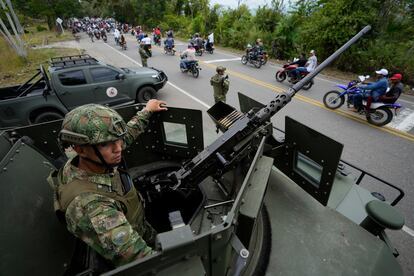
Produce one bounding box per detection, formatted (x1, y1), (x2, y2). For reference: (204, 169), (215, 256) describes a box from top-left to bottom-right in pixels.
(0, 55), (168, 129)
(0, 27), (406, 275)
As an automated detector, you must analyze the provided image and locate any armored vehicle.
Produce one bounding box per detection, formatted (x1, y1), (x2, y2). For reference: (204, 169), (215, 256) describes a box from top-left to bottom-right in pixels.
(0, 55), (168, 129)
(0, 26), (406, 275)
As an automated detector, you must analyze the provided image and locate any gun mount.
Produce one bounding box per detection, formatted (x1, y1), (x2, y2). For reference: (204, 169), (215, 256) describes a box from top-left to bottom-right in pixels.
(168, 25), (372, 191)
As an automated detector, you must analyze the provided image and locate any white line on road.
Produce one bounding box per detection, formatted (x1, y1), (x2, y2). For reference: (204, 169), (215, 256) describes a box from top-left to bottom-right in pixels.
(167, 82), (211, 109)
(388, 108), (414, 132)
(403, 225), (414, 237)
(102, 40), (211, 110)
(204, 57), (241, 64)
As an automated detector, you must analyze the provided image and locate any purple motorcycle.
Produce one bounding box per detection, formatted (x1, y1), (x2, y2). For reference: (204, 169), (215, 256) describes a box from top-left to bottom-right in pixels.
(323, 76), (402, 126)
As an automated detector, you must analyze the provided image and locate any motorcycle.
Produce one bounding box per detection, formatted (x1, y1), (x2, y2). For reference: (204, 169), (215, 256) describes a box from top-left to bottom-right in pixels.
(100, 30), (107, 42)
(195, 45), (204, 56)
(94, 30), (101, 40)
(154, 35), (161, 46)
(205, 42), (214, 54)
(87, 30), (94, 42)
(164, 45), (175, 55)
(275, 62), (314, 90)
(322, 76), (402, 126)
(180, 58), (201, 78)
(241, 48), (263, 68)
(261, 50), (268, 65)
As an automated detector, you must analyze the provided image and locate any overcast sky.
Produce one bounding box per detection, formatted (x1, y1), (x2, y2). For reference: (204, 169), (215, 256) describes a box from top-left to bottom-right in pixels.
(209, 0), (271, 9)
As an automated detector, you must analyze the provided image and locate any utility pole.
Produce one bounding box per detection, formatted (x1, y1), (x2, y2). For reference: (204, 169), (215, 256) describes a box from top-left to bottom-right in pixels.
(0, 0), (26, 57)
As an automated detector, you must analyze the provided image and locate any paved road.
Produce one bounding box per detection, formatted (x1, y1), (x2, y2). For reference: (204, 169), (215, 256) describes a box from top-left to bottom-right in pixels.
(65, 33), (414, 275)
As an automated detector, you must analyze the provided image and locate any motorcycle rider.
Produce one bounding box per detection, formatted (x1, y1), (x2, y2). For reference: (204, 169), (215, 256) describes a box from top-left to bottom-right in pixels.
(166, 28), (174, 38)
(206, 32), (214, 51)
(164, 36), (175, 52)
(291, 50), (317, 82)
(250, 38), (263, 59)
(153, 27), (161, 45)
(380, 73), (403, 104)
(353, 68), (389, 113)
(290, 53), (307, 67)
(100, 28), (107, 41)
(87, 26), (94, 42)
(119, 34), (127, 49)
(114, 28), (121, 45)
(193, 33), (204, 52)
(210, 66), (230, 103)
(180, 44), (196, 70)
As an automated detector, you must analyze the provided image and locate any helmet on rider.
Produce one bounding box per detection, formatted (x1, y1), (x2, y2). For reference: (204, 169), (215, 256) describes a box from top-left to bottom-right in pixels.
(59, 104), (127, 148)
(216, 66), (226, 73)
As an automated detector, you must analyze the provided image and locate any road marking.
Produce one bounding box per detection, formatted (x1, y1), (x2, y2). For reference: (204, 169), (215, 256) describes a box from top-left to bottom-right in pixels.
(204, 57), (241, 64)
(102, 40), (414, 142)
(167, 82), (211, 109)
(102, 40), (211, 110)
(388, 108), (414, 131)
(403, 225), (414, 237)
(199, 60), (414, 142)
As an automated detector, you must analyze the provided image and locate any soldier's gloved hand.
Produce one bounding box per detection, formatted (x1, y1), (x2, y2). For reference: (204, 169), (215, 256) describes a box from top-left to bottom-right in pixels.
(144, 99), (168, 113)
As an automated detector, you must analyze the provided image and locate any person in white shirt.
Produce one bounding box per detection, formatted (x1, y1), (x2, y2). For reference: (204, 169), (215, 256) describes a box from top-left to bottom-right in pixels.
(180, 44), (196, 70)
(141, 34), (152, 46)
(291, 50), (317, 82)
(114, 28), (120, 45)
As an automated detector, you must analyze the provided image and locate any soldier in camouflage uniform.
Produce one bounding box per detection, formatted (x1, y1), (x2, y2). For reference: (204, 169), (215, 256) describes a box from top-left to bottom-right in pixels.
(210, 66), (230, 103)
(139, 41), (150, 67)
(48, 100), (167, 267)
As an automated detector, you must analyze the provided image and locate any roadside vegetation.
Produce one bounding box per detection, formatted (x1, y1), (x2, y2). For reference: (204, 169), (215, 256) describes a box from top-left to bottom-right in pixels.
(0, 32), (81, 87)
(4, 0), (414, 89)
(74, 0), (413, 87)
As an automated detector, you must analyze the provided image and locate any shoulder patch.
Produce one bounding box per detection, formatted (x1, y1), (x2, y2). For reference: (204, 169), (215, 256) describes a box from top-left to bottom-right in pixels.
(111, 225), (131, 246)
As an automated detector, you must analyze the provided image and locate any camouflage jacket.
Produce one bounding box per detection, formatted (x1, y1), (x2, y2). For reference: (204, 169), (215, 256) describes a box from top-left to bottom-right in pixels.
(49, 110), (155, 266)
(210, 74), (229, 94)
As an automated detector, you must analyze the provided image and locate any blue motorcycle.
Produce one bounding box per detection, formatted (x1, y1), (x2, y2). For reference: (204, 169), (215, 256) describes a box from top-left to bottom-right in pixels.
(323, 76), (402, 126)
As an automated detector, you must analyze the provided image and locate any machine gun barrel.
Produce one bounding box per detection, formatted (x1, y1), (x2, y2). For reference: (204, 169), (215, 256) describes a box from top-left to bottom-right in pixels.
(170, 26), (371, 189)
(253, 25), (371, 124)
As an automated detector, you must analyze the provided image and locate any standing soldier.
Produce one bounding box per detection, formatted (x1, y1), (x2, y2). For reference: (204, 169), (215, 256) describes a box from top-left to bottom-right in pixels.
(210, 66), (230, 103)
(139, 41), (150, 67)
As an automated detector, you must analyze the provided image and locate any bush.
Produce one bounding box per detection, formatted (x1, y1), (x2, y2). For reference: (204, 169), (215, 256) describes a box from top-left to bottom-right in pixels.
(36, 25), (48, 32)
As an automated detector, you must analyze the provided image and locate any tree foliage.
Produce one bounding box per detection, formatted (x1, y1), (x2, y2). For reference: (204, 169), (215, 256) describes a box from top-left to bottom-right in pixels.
(10, 0), (414, 84)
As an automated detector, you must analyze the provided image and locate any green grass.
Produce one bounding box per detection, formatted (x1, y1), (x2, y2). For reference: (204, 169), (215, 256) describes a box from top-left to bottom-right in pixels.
(22, 24), (74, 46)
(0, 23), (81, 87)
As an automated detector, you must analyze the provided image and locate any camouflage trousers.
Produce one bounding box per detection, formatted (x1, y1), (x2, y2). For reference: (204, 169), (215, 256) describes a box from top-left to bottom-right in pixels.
(214, 91), (226, 103)
(141, 57), (148, 67)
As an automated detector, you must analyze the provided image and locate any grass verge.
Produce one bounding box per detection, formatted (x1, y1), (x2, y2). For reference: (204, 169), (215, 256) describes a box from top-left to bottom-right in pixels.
(0, 22), (82, 87)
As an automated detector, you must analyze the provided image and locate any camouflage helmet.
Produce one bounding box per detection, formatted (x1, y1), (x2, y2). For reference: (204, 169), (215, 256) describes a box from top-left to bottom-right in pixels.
(216, 66), (226, 73)
(59, 104), (127, 147)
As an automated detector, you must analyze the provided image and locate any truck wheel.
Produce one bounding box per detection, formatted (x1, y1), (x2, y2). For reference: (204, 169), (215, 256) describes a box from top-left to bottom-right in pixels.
(137, 86), (156, 103)
(33, 111), (64, 124)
